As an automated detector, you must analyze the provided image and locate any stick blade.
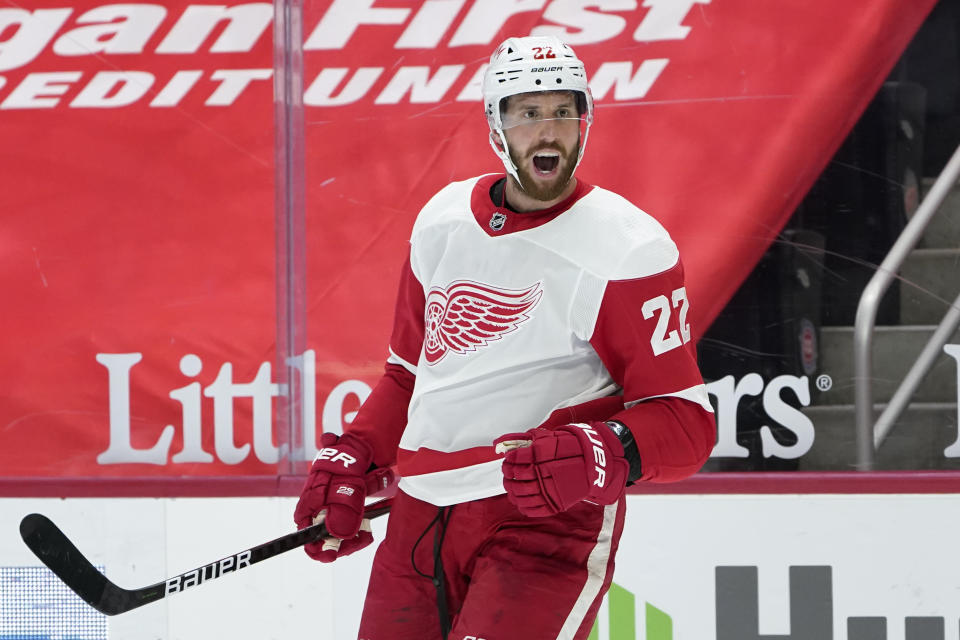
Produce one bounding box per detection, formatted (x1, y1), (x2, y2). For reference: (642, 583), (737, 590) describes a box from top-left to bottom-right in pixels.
(19, 513), (125, 615)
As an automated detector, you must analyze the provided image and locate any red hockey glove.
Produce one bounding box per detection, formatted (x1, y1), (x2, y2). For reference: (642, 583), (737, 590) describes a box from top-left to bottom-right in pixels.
(495, 423), (630, 517)
(294, 432), (383, 562)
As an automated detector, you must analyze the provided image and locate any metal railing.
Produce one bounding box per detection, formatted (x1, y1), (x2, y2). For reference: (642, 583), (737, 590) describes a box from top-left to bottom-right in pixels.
(853, 142), (960, 470)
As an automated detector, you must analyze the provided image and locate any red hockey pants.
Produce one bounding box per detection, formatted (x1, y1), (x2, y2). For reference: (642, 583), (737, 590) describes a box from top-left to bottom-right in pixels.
(357, 489), (625, 640)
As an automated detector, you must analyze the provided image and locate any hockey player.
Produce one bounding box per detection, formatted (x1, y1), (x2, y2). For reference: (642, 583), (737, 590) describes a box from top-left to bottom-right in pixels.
(294, 35), (716, 640)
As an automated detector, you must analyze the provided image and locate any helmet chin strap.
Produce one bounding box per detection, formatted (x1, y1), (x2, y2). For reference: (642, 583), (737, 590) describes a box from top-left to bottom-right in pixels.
(488, 129), (523, 189)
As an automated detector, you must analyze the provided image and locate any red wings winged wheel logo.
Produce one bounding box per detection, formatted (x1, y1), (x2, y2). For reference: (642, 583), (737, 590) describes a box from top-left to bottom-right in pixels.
(423, 280), (543, 365)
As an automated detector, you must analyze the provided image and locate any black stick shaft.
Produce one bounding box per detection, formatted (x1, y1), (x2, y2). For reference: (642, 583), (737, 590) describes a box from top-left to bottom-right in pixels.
(19, 497), (394, 616)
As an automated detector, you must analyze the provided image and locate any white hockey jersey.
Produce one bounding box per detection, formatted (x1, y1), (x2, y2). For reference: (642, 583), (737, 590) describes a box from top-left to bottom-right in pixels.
(347, 174), (715, 506)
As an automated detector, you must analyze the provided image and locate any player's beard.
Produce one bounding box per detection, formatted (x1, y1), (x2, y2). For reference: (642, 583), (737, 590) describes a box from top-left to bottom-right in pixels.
(508, 139), (580, 202)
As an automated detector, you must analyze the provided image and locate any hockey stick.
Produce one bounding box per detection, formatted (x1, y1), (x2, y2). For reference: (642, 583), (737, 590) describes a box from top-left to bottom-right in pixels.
(19, 496), (393, 616)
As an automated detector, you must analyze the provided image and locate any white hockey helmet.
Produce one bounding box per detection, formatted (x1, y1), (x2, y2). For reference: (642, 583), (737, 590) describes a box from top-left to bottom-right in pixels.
(482, 36), (594, 185)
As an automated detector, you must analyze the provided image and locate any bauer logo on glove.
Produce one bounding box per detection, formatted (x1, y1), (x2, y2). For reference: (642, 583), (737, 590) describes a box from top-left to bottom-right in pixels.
(315, 446), (358, 468)
(573, 423), (608, 488)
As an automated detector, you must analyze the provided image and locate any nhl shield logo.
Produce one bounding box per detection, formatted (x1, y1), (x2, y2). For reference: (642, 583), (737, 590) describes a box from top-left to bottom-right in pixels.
(489, 212), (507, 231)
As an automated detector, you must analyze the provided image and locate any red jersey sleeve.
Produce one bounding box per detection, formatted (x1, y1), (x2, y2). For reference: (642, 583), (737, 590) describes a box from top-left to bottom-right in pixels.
(589, 259), (716, 482)
(344, 254), (424, 468)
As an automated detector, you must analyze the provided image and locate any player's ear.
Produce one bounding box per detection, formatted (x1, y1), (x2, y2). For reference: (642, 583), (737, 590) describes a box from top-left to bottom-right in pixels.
(490, 130), (505, 152)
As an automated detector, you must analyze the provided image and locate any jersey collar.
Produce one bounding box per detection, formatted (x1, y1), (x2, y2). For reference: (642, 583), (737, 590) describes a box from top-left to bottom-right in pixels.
(470, 174), (594, 237)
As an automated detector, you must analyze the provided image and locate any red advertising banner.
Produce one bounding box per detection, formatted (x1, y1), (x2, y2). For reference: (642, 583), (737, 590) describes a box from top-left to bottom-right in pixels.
(0, 0), (936, 484)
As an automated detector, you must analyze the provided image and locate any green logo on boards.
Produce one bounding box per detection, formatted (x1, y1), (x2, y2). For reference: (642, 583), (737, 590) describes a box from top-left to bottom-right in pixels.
(588, 583), (673, 640)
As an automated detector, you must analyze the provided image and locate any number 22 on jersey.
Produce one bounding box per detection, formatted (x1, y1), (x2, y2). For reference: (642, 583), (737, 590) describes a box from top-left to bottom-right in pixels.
(641, 287), (691, 356)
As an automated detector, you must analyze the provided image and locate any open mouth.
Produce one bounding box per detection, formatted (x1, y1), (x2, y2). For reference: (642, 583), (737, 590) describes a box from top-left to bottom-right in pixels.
(532, 152), (560, 175)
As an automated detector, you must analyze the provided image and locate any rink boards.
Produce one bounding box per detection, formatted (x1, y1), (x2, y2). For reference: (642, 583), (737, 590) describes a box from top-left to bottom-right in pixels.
(1, 492), (958, 640)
